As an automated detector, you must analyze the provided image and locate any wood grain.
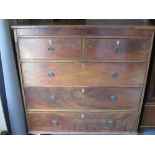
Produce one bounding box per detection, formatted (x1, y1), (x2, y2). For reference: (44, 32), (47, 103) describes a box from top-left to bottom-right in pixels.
(147, 55), (155, 102)
(22, 62), (147, 87)
(18, 38), (82, 60)
(27, 111), (138, 132)
(85, 39), (151, 61)
(12, 22), (154, 134)
(16, 28), (153, 38)
(25, 87), (142, 110)
(141, 105), (155, 126)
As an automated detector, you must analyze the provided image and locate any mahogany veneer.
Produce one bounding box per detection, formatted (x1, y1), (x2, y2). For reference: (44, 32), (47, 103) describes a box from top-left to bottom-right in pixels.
(12, 21), (154, 134)
(25, 87), (142, 110)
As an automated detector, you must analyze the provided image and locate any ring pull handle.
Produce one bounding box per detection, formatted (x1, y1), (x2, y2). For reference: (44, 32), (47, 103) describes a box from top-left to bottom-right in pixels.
(110, 96), (117, 102)
(106, 120), (115, 127)
(48, 71), (55, 78)
(48, 40), (54, 53)
(114, 47), (121, 53)
(112, 72), (119, 78)
(50, 96), (57, 103)
(52, 120), (59, 127)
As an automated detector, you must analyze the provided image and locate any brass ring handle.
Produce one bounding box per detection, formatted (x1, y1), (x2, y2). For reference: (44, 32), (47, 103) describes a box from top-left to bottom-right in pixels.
(48, 71), (55, 77)
(114, 47), (121, 53)
(110, 96), (117, 102)
(50, 96), (57, 103)
(112, 72), (119, 78)
(106, 120), (115, 127)
(52, 120), (59, 127)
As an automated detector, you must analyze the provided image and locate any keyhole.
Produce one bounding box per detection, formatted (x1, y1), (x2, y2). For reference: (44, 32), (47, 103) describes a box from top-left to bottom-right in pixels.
(81, 89), (85, 94)
(116, 40), (120, 45)
(81, 114), (85, 118)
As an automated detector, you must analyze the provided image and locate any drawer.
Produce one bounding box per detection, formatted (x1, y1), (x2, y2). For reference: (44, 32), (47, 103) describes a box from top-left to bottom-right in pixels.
(22, 62), (146, 87)
(27, 112), (138, 132)
(18, 38), (82, 60)
(85, 39), (151, 61)
(141, 105), (155, 127)
(25, 87), (142, 110)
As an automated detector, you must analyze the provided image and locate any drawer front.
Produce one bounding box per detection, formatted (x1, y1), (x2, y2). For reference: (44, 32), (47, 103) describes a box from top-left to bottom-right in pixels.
(141, 106), (155, 127)
(27, 112), (138, 132)
(18, 38), (82, 60)
(22, 62), (146, 87)
(25, 87), (142, 110)
(85, 39), (151, 61)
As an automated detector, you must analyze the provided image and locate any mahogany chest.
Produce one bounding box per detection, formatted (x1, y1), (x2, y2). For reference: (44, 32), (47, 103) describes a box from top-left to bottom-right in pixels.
(12, 22), (154, 134)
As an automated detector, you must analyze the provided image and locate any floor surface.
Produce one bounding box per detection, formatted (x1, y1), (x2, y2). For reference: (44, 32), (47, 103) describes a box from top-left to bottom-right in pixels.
(140, 129), (155, 135)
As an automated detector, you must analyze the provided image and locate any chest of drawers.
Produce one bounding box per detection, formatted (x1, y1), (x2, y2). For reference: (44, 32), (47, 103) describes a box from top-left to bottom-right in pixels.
(12, 23), (154, 134)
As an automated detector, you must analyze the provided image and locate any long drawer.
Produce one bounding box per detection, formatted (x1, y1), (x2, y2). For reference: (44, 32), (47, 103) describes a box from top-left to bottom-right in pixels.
(18, 38), (82, 60)
(85, 39), (151, 61)
(22, 62), (147, 87)
(25, 87), (142, 110)
(27, 111), (138, 132)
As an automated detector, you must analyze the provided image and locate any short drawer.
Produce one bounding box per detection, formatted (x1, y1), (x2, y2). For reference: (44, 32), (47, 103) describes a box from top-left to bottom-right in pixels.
(25, 87), (142, 110)
(22, 62), (146, 87)
(27, 112), (138, 132)
(141, 105), (155, 127)
(85, 39), (151, 61)
(18, 38), (82, 60)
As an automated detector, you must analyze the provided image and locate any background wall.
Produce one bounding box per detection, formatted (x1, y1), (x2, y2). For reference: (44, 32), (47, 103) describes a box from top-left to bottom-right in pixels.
(0, 96), (7, 133)
(0, 19), (26, 134)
